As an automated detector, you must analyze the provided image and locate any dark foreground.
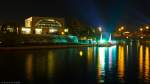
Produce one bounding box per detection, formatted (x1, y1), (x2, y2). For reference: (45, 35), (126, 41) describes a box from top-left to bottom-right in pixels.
(0, 44), (149, 84)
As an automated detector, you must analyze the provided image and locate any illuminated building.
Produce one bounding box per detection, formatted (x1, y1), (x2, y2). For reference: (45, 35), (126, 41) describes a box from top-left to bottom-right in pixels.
(22, 16), (65, 35)
(0, 22), (19, 33)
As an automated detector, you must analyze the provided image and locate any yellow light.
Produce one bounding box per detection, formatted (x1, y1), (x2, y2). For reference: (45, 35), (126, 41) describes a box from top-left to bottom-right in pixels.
(64, 28), (69, 32)
(87, 48), (93, 64)
(118, 28), (121, 31)
(25, 17), (32, 27)
(126, 36), (128, 39)
(79, 51), (83, 56)
(146, 26), (149, 29)
(124, 31), (130, 34)
(118, 46), (124, 81)
(140, 28), (143, 31)
(48, 19), (55, 22)
(144, 47), (149, 80)
(121, 26), (124, 30)
(49, 29), (57, 33)
(61, 32), (64, 35)
(21, 27), (31, 34)
(35, 28), (42, 34)
(139, 45), (143, 78)
(140, 36), (143, 39)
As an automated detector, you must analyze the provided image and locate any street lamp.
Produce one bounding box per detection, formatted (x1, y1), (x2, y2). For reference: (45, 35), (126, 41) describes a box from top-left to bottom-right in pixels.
(118, 28), (121, 32)
(140, 28), (143, 31)
(118, 26), (124, 32)
(121, 26), (124, 30)
(146, 26), (149, 29)
(98, 27), (102, 32)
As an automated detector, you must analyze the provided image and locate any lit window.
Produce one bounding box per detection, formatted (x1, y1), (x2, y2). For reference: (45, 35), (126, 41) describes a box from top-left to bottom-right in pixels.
(49, 29), (57, 33)
(35, 28), (42, 34)
(7, 28), (14, 32)
(64, 29), (69, 32)
(21, 27), (31, 34)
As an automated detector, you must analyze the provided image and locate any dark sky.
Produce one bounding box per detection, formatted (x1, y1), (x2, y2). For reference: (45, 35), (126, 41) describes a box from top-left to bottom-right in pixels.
(0, 0), (149, 31)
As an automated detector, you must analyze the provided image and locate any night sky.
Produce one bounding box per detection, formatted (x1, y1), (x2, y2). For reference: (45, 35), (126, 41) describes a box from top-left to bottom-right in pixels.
(0, 0), (149, 32)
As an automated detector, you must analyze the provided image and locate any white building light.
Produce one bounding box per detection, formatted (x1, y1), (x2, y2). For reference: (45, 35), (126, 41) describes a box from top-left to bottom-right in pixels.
(49, 29), (57, 33)
(35, 28), (42, 34)
(64, 28), (69, 32)
(7, 28), (14, 32)
(21, 27), (31, 34)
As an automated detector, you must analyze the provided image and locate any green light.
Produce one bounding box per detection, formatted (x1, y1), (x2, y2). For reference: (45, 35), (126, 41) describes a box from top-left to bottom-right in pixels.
(99, 39), (107, 43)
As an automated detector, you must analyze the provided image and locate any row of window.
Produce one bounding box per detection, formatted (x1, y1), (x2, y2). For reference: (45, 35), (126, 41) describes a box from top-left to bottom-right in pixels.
(21, 28), (58, 34)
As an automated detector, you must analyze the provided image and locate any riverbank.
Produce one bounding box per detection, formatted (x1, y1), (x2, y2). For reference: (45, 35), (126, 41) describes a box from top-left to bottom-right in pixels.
(0, 44), (96, 50)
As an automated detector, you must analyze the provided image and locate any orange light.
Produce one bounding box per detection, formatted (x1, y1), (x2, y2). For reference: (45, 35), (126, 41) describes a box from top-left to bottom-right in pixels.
(144, 47), (149, 80)
(61, 32), (64, 35)
(118, 46), (125, 81)
(139, 45), (143, 78)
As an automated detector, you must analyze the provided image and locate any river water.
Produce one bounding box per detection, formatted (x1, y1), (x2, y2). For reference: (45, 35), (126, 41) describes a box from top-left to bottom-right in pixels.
(0, 44), (149, 84)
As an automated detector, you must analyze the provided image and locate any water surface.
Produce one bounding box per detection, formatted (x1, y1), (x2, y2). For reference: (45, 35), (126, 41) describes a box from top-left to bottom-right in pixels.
(0, 44), (149, 84)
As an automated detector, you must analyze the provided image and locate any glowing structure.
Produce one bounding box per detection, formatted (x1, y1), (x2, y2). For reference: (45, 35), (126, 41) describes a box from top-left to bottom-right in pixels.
(22, 16), (64, 35)
(97, 33), (116, 47)
(108, 34), (112, 43)
(100, 33), (103, 43)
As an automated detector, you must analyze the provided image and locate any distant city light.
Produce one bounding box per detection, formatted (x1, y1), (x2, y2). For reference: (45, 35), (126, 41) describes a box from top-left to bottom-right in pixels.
(140, 28), (143, 31)
(61, 32), (65, 35)
(140, 36), (143, 39)
(121, 26), (124, 30)
(98, 27), (102, 32)
(64, 28), (69, 32)
(79, 51), (83, 56)
(123, 31), (130, 34)
(49, 29), (57, 33)
(35, 29), (42, 34)
(118, 28), (121, 32)
(21, 27), (31, 34)
(146, 26), (149, 29)
(118, 26), (125, 32)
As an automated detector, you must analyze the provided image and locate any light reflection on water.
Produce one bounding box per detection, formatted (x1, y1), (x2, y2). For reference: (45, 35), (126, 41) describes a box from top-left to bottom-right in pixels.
(26, 54), (33, 81)
(48, 51), (55, 78)
(0, 44), (149, 84)
(97, 47), (106, 83)
(117, 45), (125, 82)
(144, 46), (149, 82)
(139, 45), (143, 79)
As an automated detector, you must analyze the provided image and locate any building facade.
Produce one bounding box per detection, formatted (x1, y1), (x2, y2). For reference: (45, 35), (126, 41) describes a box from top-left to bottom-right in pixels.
(22, 16), (65, 35)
